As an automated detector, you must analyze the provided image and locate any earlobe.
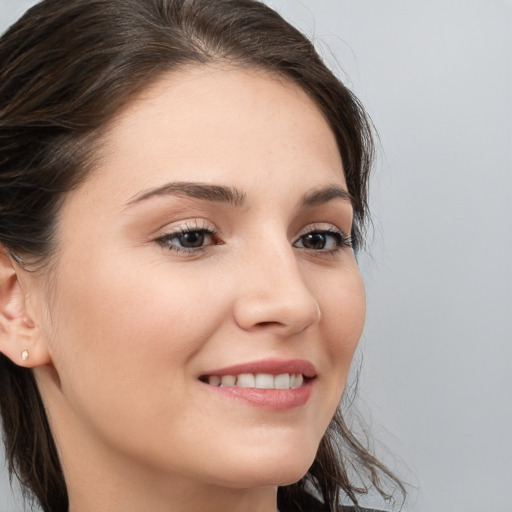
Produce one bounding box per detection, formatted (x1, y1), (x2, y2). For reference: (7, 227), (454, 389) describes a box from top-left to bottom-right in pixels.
(0, 249), (51, 368)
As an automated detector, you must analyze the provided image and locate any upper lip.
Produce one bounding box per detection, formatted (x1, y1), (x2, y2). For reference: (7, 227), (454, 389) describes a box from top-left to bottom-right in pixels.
(200, 358), (317, 378)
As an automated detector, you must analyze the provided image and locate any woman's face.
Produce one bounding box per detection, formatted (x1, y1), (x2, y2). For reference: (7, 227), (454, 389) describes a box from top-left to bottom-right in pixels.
(33, 66), (365, 491)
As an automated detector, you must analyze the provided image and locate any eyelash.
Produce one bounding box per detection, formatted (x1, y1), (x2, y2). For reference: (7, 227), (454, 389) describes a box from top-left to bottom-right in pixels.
(293, 225), (352, 254)
(156, 222), (221, 254)
(155, 223), (352, 255)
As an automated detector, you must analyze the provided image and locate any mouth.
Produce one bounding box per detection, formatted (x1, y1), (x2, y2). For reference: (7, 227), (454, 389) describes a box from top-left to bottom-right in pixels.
(197, 359), (316, 411)
(199, 372), (307, 389)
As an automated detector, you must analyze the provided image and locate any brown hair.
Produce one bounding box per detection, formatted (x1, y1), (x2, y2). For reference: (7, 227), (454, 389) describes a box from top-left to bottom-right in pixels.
(0, 1), (405, 511)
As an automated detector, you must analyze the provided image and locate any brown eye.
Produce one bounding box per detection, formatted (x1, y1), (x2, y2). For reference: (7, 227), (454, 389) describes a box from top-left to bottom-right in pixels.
(301, 232), (328, 250)
(294, 229), (350, 252)
(179, 231), (205, 248)
(157, 228), (217, 253)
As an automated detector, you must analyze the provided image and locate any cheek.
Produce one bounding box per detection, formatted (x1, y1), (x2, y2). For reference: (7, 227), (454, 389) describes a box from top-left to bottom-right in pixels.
(320, 265), (365, 349)
(314, 263), (365, 401)
(46, 256), (223, 421)
(42, 258), (235, 471)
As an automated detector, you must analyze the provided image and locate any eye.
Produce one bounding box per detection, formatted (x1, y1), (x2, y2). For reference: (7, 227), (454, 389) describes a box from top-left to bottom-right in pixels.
(175, 230), (208, 248)
(293, 227), (352, 252)
(156, 224), (219, 253)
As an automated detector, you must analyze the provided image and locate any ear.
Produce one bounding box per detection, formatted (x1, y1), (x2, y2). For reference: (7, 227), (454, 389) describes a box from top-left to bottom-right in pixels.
(0, 249), (51, 368)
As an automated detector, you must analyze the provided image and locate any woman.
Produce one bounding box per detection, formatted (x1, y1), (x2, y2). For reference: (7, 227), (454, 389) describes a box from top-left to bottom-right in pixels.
(0, 0), (405, 511)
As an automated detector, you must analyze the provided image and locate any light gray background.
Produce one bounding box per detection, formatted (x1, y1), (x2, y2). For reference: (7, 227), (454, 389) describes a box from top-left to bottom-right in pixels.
(1, 1), (511, 511)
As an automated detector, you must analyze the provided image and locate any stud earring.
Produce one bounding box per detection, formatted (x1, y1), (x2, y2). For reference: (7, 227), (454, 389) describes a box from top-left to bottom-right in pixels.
(20, 349), (29, 361)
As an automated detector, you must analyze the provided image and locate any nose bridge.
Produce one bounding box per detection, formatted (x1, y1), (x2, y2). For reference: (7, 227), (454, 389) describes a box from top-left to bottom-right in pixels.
(233, 235), (321, 334)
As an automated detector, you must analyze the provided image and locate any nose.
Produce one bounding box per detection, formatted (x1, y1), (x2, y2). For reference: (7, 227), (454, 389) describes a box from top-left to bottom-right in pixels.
(232, 244), (321, 336)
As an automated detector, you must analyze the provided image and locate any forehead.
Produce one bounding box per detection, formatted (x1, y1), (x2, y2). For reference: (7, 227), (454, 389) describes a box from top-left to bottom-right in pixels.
(85, 65), (346, 204)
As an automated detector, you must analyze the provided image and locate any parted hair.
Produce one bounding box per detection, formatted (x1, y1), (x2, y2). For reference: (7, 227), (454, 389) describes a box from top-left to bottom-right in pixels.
(0, 1), (405, 511)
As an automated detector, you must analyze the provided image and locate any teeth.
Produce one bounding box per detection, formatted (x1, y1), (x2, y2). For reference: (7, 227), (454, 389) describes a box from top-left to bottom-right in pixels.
(208, 375), (221, 386)
(237, 373), (255, 388)
(206, 373), (305, 389)
(220, 375), (236, 386)
(274, 373), (290, 389)
(290, 374), (303, 389)
(255, 373), (274, 389)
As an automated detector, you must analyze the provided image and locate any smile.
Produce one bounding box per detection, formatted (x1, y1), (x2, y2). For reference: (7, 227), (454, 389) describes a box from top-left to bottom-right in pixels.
(202, 373), (305, 389)
(198, 359), (316, 411)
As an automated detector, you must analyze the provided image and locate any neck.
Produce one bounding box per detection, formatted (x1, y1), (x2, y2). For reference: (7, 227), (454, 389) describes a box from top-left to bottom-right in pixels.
(59, 419), (279, 512)
(67, 479), (279, 512)
(59, 429), (280, 512)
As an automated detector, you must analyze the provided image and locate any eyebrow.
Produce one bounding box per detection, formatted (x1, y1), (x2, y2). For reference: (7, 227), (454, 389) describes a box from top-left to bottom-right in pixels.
(126, 181), (351, 209)
(126, 181), (247, 208)
(300, 185), (352, 207)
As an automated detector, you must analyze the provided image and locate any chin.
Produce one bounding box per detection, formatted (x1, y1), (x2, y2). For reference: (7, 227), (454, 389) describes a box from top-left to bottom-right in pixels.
(209, 445), (318, 489)
(218, 467), (312, 490)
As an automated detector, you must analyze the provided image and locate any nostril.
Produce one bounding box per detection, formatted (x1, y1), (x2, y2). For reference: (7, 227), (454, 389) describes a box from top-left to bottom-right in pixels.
(255, 321), (282, 328)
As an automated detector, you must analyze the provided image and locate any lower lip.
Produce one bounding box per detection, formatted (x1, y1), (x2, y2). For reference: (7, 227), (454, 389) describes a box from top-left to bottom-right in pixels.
(201, 379), (314, 412)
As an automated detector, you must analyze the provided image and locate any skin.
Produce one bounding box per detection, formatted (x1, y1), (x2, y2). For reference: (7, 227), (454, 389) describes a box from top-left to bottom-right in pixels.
(0, 66), (365, 512)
